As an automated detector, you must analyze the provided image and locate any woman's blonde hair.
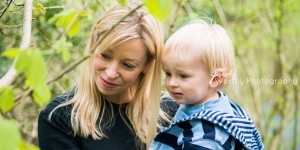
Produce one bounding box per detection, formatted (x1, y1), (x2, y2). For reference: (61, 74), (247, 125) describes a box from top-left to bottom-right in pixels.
(164, 19), (235, 87)
(49, 4), (163, 149)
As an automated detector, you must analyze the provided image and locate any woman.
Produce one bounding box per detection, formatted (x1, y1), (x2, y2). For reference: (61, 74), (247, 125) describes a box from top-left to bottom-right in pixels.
(38, 4), (175, 150)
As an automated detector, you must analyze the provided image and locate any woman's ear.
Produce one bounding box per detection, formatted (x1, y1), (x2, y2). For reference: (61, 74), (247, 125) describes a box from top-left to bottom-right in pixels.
(142, 63), (150, 73)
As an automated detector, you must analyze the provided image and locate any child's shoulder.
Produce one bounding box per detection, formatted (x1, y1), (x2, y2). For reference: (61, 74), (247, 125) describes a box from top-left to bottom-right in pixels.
(216, 91), (250, 117)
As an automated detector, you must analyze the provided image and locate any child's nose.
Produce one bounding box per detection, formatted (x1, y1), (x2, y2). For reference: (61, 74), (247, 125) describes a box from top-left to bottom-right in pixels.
(168, 77), (179, 87)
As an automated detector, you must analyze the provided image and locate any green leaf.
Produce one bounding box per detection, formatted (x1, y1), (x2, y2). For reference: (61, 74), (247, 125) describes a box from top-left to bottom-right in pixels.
(49, 9), (76, 25)
(52, 38), (72, 62)
(47, 14), (59, 23)
(23, 79), (31, 89)
(180, 0), (187, 6)
(62, 47), (71, 62)
(60, 11), (75, 29)
(66, 18), (80, 38)
(32, 83), (51, 106)
(79, 10), (89, 17)
(13, 48), (50, 106)
(0, 118), (21, 150)
(26, 50), (47, 87)
(1, 48), (20, 58)
(56, 16), (65, 28)
(0, 86), (14, 113)
(15, 49), (47, 87)
(117, 0), (128, 5)
(15, 50), (30, 73)
(19, 140), (40, 150)
(50, 9), (81, 38)
(37, 3), (46, 15)
(144, 0), (173, 21)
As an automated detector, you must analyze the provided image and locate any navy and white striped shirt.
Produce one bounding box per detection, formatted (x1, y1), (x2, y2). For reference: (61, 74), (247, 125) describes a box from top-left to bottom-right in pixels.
(150, 91), (264, 150)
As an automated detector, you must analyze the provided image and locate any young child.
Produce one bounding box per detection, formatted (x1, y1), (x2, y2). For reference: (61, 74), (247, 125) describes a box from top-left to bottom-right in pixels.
(150, 19), (264, 150)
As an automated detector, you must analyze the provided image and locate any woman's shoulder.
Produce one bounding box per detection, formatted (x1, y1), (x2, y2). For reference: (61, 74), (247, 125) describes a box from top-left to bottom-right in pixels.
(38, 88), (76, 143)
(42, 88), (76, 114)
(160, 91), (178, 107)
(160, 91), (179, 117)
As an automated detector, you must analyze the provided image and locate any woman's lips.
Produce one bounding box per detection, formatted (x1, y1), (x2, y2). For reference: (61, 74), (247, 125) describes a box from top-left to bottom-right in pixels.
(100, 77), (119, 89)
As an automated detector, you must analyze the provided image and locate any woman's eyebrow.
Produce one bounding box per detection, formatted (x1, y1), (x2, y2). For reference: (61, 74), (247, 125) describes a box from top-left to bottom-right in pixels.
(104, 49), (113, 53)
(123, 58), (142, 64)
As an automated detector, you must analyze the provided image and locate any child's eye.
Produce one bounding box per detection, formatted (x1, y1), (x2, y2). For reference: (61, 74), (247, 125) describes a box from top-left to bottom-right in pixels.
(100, 53), (111, 60)
(179, 74), (188, 79)
(123, 62), (136, 70)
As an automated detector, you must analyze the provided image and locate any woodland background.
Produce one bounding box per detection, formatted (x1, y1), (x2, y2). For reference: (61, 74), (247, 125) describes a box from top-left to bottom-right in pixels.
(0, 0), (299, 149)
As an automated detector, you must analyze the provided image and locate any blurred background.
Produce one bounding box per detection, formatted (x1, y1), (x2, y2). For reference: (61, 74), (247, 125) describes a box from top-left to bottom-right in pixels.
(0, 0), (299, 149)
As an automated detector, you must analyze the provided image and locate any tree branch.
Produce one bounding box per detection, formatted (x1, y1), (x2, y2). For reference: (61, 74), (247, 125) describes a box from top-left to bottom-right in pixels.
(182, 0), (193, 16)
(167, 0), (183, 36)
(47, 55), (91, 84)
(12, 1), (25, 6)
(46, 3), (88, 67)
(44, 6), (64, 10)
(58, 2), (89, 40)
(269, 100), (294, 149)
(267, 0), (290, 148)
(0, 0), (33, 87)
(0, 24), (23, 28)
(213, 0), (228, 28)
(292, 78), (299, 150)
(96, 0), (106, 11)
(0, 0), (13, 19)
(263, 0), (276, 32)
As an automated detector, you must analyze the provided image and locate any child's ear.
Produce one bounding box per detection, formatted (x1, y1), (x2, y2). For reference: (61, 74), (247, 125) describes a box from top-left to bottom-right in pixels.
(209, 74), (224, 88)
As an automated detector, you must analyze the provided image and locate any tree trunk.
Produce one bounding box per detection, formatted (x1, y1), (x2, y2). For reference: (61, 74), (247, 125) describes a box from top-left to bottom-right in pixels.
(0, 0), (33, 87)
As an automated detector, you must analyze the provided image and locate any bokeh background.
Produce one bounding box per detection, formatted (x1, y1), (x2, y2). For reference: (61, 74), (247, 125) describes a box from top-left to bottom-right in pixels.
(0, 0), (299, 149)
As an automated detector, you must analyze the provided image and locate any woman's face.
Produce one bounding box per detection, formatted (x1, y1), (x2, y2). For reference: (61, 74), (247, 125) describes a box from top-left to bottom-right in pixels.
(93, 38), (148, 104)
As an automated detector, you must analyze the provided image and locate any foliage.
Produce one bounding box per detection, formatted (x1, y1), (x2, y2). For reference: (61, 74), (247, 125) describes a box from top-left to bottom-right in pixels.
(0, 118), (21, 150)
(144, 0), (173, 21)
(0, 86), (14, 113)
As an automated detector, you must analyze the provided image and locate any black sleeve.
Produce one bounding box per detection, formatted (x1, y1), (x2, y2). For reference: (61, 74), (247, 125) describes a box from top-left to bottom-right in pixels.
(160, 91), (179, 118)
(159, 91), (179, 128)
(38, 92), (81, 150)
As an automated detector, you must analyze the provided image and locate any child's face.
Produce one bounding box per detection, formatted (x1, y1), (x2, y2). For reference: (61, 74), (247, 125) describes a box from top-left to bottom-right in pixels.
(162, 54), (215, 105)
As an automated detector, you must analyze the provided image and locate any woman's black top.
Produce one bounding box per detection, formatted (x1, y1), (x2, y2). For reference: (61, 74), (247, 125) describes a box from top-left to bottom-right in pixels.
(38, 90), (178, 150)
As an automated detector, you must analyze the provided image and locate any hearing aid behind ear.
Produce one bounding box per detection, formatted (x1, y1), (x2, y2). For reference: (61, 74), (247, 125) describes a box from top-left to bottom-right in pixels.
(209, 72), (219, 84)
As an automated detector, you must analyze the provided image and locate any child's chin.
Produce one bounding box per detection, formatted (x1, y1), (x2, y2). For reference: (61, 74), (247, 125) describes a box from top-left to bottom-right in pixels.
(175, 100), (187, 105)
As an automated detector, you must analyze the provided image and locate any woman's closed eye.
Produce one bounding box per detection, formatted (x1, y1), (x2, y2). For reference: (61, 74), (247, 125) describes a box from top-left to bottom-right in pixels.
(100, 53), (111, 60)
(122, 62), (136, 70)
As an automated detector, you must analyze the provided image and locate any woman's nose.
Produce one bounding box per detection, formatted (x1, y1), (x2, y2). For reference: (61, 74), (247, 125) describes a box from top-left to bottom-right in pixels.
(106, 63), (119, 79)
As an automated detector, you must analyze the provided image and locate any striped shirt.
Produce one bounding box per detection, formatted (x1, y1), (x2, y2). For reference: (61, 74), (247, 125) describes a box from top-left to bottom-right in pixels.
(150, 91), (264, 150)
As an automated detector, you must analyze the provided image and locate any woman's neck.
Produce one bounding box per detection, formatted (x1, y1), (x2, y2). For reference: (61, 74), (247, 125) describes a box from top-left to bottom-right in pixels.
(104, 89), (133, 104)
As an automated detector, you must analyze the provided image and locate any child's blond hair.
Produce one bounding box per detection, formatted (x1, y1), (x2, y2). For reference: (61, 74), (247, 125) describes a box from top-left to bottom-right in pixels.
(164, 19), (235, 87)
